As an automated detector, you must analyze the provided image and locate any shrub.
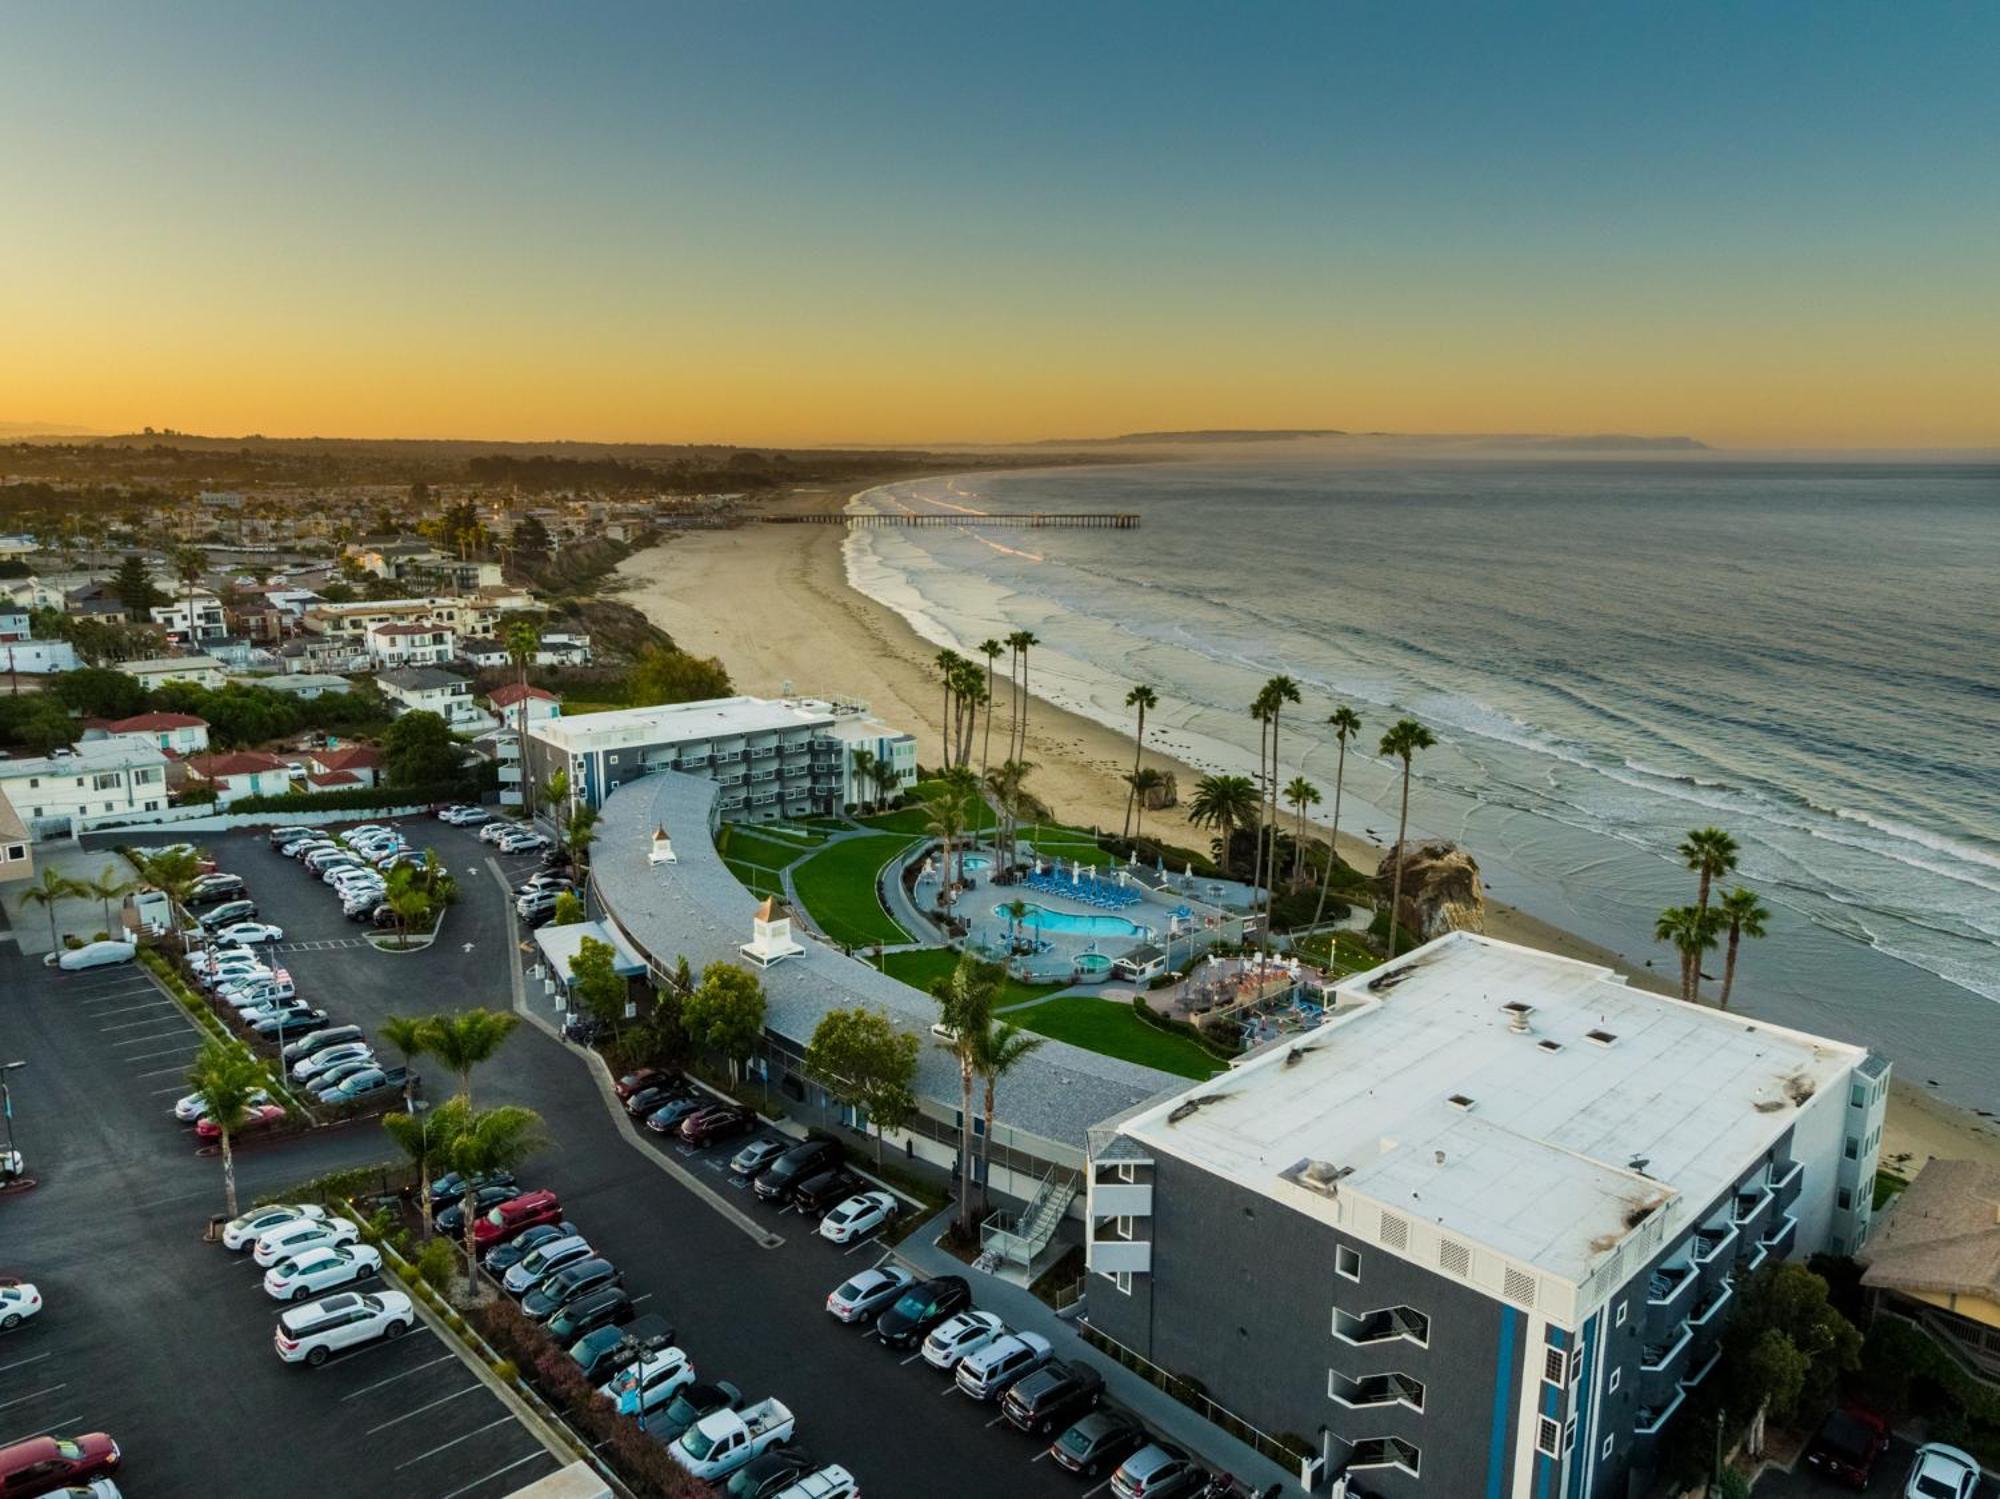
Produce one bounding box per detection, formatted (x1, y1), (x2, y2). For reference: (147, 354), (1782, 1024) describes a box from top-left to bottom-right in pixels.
(394, 1262), (421, 1286)
(490, 1359), (518, 1384)
(416, 1235), (457, 1294)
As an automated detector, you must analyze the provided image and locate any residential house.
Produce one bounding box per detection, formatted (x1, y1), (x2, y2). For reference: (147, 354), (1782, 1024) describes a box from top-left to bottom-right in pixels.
(378, 666), (492, 731)
(306, 743), (382, 788)
(0, 736), (171, 836)
(366, 620), (456, 668)
(248, 671), (353, 701)
(183, 750), (295, 806)
(303, 596), (506, 646)
(0, 786), (31, 884)
(278, 635), (365, 674)
(63, 582), (133, 623)
(120, 655), (227, 691)
(149, 592), (229, 643)
(0, 609), (81, 675)
(0, 575), (65, 612)
(1859, 1159), (2000, 1390)
(302, 769), (367, 795)
(91, 712), (211, 755)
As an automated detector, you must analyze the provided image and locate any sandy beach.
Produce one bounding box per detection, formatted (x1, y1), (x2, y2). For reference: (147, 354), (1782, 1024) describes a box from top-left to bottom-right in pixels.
(616, 478), (2000, 1174)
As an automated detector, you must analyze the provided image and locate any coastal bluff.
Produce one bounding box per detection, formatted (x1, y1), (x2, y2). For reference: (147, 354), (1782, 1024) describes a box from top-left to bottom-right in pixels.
(1378, 839), (1488, 941)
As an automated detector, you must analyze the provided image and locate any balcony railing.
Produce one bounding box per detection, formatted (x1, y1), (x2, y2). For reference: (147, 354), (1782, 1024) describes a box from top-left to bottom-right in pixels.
(1761, 1215), (1799, 1256)
(1345, 1438), (1421, 1479)
(1689, 1278), (1734, 1329)
(1733, 1186), (1773, 1224)
(1692, 1224), (1738, 1265)
(1635, 1387), (1686, 1437)
(1328, 1372), (1426, 1414)
(1641, 1325), (1692, 1374)
(1332, 1306), (1431, 1349)
(1647, 1264), (1696, 1308)
(1680, 1346), (1722, 1389)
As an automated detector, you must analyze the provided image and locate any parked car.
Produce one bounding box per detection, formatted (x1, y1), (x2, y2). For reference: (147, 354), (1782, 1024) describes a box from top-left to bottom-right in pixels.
(185, 875), (248, 906)
(956, 1330), (1053, 1400)
(213, 920), (284, 945)
(253, 1216), (360, 1268)
(669, 1397), (795, 1482)
(516, 873), (573, 897)
(561, 1015), (607, 1045)
(503, 1233), (595, 1296)
(429, 1168), (516, 1210)
(625, 1084), (688, 1119)
(725, 1447), (818, 1499)
(483, 1221), (576, 1274)
(752, 1140), (841, 1202)
(1051, 1411), (1148, 1479)
(827, 1265), (914, 1325)
(264, 1243), (383, 1301)
(199, 899), (260, 929)
(283, 1026), (365, 1064)
(1902, 1443), (1982, 1499)
(875, 1274), (972, 1349)
(478, 820), (516, 845)
(569, 1313), (675, 1381)
(1112, 1443), (1206, 1499)
(920, 1309), (1006, 1370)
(250, 1006), (330, 1039)
(0, 1281), (42, 1331)
(790, 1168), (864, 1217)
(292, 1043), (375, 1082)
(474, 1190), (564, 1247)
(730, 1136), (791, 1178)
(516, 890), (562, 920)
(499, 830), (549, 853)
(817, 1190), (897, 1243)
(198, 1102), (287, 1141)
(268, 825), (315, 846)
(176, 1086), (270, 1123)
(600, 1346), (697, 1417)
(614, 1068), (673, 1101)
(51, 940), (137, 972)
(681, 1103), (755, 1146)
(651, 1381), (744, 1445)
(275, 1289), (413, 1366)
(1003, 1359), (1105, 1435)
(310, 1057), (378, 1091)
(314, 1067), (410, 1105)
(0, 1434), (121, 1494)
(523, 1257), (622, 1322)
(769, 1467), (857, 1499)
(436, 1184), (524, 1235)
(645, 1096), (711, 1135)
(1801, 1406), (1889, 1490)
(548, 1285), (635, 1343)
(221, 1203), (325, 1252)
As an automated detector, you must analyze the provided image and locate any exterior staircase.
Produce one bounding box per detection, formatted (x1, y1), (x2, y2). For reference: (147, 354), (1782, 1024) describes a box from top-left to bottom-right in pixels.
(979, 1167), (1078, 1273)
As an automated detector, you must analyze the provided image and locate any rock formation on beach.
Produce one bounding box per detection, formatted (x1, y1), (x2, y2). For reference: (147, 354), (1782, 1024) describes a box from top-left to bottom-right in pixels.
(1377, 839), (1487, 940)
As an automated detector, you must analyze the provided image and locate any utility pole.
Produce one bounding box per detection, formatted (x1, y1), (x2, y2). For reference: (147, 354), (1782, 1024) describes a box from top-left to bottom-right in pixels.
(2, 1060), (26, 1176)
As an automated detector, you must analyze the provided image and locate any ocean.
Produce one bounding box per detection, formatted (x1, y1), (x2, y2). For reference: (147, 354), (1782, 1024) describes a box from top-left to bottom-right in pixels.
(843, 454), (2000, 1114)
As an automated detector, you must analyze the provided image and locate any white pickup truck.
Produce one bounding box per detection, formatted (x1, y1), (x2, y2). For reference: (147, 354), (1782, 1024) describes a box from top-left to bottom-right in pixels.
(668, 1396), (796, 1480)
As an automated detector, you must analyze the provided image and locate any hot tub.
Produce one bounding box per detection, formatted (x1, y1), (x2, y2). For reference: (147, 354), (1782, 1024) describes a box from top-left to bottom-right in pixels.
(1072, 952), (1114, 985)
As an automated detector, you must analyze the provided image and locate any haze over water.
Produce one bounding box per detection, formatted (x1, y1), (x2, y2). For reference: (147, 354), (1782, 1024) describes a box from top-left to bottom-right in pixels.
(846, 455), (2000, 1112)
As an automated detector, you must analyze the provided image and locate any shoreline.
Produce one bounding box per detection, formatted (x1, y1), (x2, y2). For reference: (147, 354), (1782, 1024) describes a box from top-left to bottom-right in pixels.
(615, 478), (2000, 1174)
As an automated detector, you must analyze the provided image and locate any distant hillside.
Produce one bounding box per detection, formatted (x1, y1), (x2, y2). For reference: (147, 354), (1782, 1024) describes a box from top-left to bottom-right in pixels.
(1028, 428), (1347, 446)
(1025, 428), (1709, 452)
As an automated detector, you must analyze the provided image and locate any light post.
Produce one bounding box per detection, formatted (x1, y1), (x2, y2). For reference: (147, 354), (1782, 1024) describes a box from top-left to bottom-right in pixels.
(2, 1061), (26, 1177)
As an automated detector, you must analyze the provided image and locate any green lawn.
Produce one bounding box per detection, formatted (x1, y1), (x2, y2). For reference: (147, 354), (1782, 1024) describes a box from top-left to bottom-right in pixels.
(877, 947), (1065, 1010)
(1018, 826), (1116, 869)
(791, 833), (916, 948)
(1015, 996), (1226, 1080)
(864, 779), (1000, 835)
(715, 827), (817, 872)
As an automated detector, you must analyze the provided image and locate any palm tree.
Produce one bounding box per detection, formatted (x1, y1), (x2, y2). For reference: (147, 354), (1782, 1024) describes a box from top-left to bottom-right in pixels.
(383, 864), (431, 950)
(379, 1109), (440, 1235)
(83, 864), (137, 938)
(978, 639), (1005, 777)
(984, 758), (1036, 870)
(924, 786), (969, 900)
(933, 648), (965, 768)
(1311, 706), (1363, 931)
(1655, 905), (1722, 1002)
(139, 846), (203, 950)
(1679, 828), (1740, 918)
(171, 544), (207, 646)
(868, 754), (903, 808)
(186, 1039), (266, 1219)
(506, 620), (539, 821)
(19, 868), (85, 952)
(1011, 630), (1040, 761)
(1284, 777), (1322, 886)
(929, 955), (1002, 1234)
(412, 1096), (548, 1280)
(566, 804), (600, 893)
(1716, 887), (1770, 1009)
(1126, 767), (1166, 841)
(849, 747), (878, 813)
(1121, 685), (1158, 838)
(379, 1016), (433, 1112)
(1187, 774), (1259, 878)
(1001, 897), (1030, 949)
(1255, 676), (1302, 947)
(1378, 718), (1437, 956)
(424, 1008), (521, 1107)
(971, 1020), (1046, 1213)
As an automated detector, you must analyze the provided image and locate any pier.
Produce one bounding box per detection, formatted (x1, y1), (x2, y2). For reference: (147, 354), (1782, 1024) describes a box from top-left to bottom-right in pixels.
(764, 511), (1139, 529)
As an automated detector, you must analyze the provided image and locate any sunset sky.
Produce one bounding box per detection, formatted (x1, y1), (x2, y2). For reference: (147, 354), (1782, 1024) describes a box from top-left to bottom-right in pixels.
(3, 2), (1994, 448)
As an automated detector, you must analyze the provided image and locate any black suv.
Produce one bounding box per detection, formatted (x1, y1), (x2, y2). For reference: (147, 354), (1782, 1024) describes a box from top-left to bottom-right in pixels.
(523, 1257), (622, 1321)
(752, 1139), (841, 1203)
(874, 1275), (972, 1349)
(1002, 1359), (1105, 1436)
(790, 1167), (865, 1216)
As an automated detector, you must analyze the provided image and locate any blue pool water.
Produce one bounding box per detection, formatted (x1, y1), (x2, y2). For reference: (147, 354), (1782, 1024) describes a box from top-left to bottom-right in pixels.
(1017, 904), (1147, 937)
(961, 854), (991, 871)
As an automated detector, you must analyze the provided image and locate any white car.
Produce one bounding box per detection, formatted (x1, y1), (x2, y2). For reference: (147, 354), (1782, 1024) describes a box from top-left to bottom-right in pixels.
(954, 1330), (1053, 1400)
(275, 1289), (414, 1365)
(818, 1191), (899, 1244)
(0, 1281), (43, 1330)
(772, 1467), (857, 1499)
(293, 1043), (375, 1082)
(920, 1309), (1006, 1370)
(478, 821), (517, 845)
(254, 1215), (361, 1268)
(442, 806), (488, 826)
(221, 1202), (327, 1252)
(214, 920), (284, 945)
(175, 1086), (271, 1123)
(502, 1233), (593, 1297)
(599, 1346), (696, 1416)
(264, 1243), (382, 1301)
(826, 1264), (914, 1324)
(48, 939), (137, 971)
(1903, 1443), (1981, 1499)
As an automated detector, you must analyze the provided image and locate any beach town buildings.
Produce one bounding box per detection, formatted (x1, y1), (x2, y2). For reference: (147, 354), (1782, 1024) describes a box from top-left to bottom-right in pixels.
(0, 736), (170, 837)
(0, 607), (80, 676)
(304, 743), (382, 788)
(1857, 1159), (2000, 1392)
(484, 684), (561, 807)
(1083, 932), (1887, 1498)
(301, 595), (513, 649)
(521, 695), (914, 820)
(365, 620), (457, 668)
(119, 655), (227, 691)
(149, 591), (228, 643)
(85, 712), (211, 756)
(377, 665), (492, 731)
(0, 788), (31, 885)
(182, 750), (294, 806)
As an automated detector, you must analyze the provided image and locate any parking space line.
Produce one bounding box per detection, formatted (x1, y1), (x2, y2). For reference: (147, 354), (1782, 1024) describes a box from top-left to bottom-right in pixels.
(101, 1015), (193, 1033)
(149, 1084), (192, 1096)
(986, 1411), (1011, 1428)
(0, 1413), (81, 1448)
(110, 1025), (199, 1045)
(136, 1063), (197, 1078)
(1082, 1477), (1115, 1498)
(89, 999), (175, 1017)
(340, 1351), (456, 1399)
(0, 1385), (66, 1413)
(366, 1383), (482, 1433)
(394, 1414), (517, 1470)
(431, 1449), (549, 1499)
(0, 1354), (52, 1375)
(124, 1043), (202, 1062)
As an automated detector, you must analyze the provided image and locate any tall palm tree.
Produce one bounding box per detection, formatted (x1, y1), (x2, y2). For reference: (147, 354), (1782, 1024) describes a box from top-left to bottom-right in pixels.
(1378, 718), (1437, 956)
(1256, 676), (1302, 947)
(1011, 630), (1040, 762)
(506, 620), (539, 821)
(984, 758), (1036, 870)
(83, 864), (137, 937)
(1716, 887), (1770, 1009)
(971, 1020), (1047, 1213)
(1311, 706), (1363, 931)
(19, 868), (85, 952)
(1284, 777), (1322, 886)
(849, 747), (878, 812)
(932, 648), (965, 768)
(869, 754), (903, 808)
(924, 786), (969, 900)
(1121, 684), (1159, 838)
(978, 639), (1005, 777)
(1655, 905), (1722, 1002)
(566, 803), (600, 895)
(412, 1097), (549, 1278)
(424, 1008), (521, 1107)
(1126, 767), (1166, 841)
(929, 955), (1001, 1234)
(1678, 827), (1740, 918)
(171, 544), (207, 647)
(950, 661), (987, 769)
(187, 1039), (266, 1219)
(1187, 774), (1258, 878)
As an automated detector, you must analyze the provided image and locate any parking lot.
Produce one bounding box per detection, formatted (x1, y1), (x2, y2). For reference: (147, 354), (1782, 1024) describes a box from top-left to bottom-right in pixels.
(26, 815), (1245, 1497)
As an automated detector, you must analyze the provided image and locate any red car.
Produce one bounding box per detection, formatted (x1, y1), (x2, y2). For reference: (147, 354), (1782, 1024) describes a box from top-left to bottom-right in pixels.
(614, 1068), (672, 1101)
(0, 1433), (122, 1495)
(680, 1103), (754, 1146)
(473, 1189), (563, 1247)
(1802, 1405), (1889, 1490)
(196, 1102), (287, 1141)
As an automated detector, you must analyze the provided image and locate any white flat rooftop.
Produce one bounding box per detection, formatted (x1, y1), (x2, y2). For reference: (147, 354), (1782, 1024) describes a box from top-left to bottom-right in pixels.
(530, 696), (833, 752)
(1120, 931), (1865, 1286)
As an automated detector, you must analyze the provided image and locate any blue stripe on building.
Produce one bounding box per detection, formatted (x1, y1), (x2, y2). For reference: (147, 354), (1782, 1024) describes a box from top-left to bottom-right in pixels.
(1486, 1307), (1520, 1499)
(1566, 1316), (1597, 1499)
(1534, 1327), (1566, 1499)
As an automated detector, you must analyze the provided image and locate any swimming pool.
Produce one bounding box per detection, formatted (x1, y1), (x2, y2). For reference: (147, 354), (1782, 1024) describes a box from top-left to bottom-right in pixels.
(1017, 903), (1148, 938)
(961, 854), (992, 871)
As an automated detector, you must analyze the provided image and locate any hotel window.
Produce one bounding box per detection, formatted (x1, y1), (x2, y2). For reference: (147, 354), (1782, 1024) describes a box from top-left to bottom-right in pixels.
(1544, 1348), (1568, 1387)
(1115, 1216), (1133, 1240)
(1615, 1300), (1628, 1328)
(1565, 1417), (1577, 1453)
(1536, 1418), (1561, 1458)
(1601, 1436), (1614, 1461)
(1845, 1136), (1860, 1160)
(1608, 1368), (1621, 1394)
(1837, 1188), (1853, 1211)
(1335, 1245), (1362, 1282)
(1116, 1163), (1135, 1184)
(1114, 1271), (1131, 1295)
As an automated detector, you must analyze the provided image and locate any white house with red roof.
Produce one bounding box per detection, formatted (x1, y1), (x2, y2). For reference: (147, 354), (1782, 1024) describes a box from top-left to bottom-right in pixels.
(183, 750), (294, 806)
(365, 620), (456, 668)
(97, 712), (211, 755)
(486, 682), (562, 726)
(305, 742), (382, 789)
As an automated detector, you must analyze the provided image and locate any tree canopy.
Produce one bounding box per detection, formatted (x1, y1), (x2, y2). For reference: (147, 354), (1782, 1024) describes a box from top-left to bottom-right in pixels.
(567, 935), (628, 1025)
(683, 962), (767, 1079)
(625, 644), (732, 708)
(382, 710), (465, 786)
(805, 1007), (919, 1159)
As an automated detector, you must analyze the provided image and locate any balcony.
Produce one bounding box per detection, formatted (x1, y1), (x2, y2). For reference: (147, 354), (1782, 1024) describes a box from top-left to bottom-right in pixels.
(1089, 1238), (1151, 1275)
(1770, 1159), (1804, 1207)
(752, 790), (778, 805)
(1091, 1182), (1152, 1217)
(1761, 1214), (1799, 1257)
(1345, 1438), (1421, 1480)
(1641, 1325), (1692, 1378)
(1692, 1224), (1738, 1266)
(1688, 1277), (1734, 1330)
(1647, 1263), (1696, 1310)
(1680, 1346), (1722, 1390)
(1635, 1387), (1686, 1438)
(680, 755), (710, 771)
(1328, 1372), (1426, 1415)
(750, 746), (776, 760)
(1332, 1306), (1431, 1350)
(1732, 1185), (1774, 1227)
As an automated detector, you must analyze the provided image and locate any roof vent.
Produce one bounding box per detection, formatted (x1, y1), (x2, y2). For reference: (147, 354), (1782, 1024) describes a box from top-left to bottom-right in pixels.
(1502, 1001), (1535, 1033)
(1536, 1039), (1564, 1055)
(1447, 1094), (1476, 1112)
(1586, 1028), (1618, 1047)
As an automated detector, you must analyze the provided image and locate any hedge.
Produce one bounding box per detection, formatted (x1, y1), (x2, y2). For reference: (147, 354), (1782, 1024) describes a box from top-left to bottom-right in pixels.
(1130, 995), (1241, 1060)
(226, 779), (485, 814)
